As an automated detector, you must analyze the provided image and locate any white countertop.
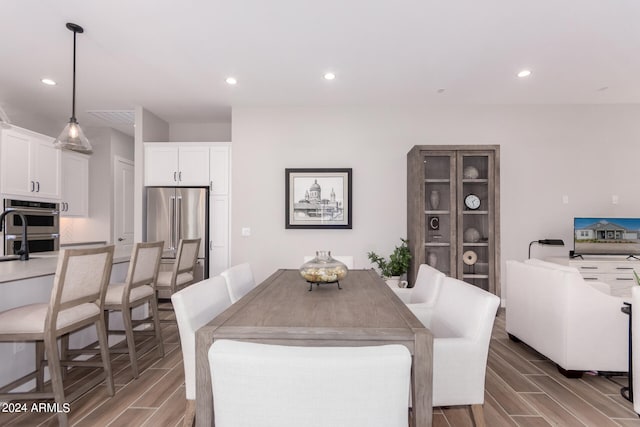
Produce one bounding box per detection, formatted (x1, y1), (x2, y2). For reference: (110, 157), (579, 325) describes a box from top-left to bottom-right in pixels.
(0, 246), (133, 284)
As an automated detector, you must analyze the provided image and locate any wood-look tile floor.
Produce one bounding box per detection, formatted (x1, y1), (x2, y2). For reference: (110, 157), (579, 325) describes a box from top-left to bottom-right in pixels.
(1, 308), (638, 426)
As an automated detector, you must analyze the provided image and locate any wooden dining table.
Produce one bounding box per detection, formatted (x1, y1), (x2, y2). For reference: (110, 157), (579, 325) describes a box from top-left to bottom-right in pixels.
(195, 269), (433, 427)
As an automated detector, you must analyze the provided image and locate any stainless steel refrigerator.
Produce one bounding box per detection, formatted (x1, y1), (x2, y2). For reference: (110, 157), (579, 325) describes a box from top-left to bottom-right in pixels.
(146, 187), (209, 281)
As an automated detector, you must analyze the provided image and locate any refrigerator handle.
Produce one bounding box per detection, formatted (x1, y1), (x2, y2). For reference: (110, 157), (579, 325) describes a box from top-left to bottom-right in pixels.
(177, 196), (183, 243)
(170, 196), (176, 250)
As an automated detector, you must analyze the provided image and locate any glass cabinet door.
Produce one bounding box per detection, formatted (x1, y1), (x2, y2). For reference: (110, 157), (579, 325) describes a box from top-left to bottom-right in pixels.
(458, 151), (494, 291)
(423, 153), (455, 277)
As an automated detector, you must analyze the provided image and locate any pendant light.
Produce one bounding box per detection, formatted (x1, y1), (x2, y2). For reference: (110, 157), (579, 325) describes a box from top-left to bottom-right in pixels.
(53, 23), (92, 153)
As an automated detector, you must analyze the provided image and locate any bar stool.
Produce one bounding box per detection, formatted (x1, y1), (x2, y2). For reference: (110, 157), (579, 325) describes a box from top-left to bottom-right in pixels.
(0, 246), (115, 427)
(104, 241), (164, 378)
(156, 238), (201, 319)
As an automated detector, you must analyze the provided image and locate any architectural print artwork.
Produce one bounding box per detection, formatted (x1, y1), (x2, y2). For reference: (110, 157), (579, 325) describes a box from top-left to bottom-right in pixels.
(285, 168), (352, 229)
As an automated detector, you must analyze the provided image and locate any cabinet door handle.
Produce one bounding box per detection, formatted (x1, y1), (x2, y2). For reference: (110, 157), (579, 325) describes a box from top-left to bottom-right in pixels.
(179, 171), (182, 181)
(64, 202), (69, 212)
(580, 266), (598, 270)
(210, 240), (213, 250)
(36, 181), (40, 192)
(616, 267), (634, 270)
(173, 171), (177, 182)
(31, 181), (35, 192)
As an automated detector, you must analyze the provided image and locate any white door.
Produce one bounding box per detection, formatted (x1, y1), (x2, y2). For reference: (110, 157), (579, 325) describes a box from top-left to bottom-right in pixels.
(114, 156), (135, 249)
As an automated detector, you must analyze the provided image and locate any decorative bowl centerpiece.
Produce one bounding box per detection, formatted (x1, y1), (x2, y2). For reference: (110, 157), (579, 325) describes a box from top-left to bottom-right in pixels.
(299, 251), (348, 291)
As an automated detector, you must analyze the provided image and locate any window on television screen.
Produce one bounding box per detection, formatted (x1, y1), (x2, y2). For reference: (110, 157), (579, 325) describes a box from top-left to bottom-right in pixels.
(574, 217), (640, 256)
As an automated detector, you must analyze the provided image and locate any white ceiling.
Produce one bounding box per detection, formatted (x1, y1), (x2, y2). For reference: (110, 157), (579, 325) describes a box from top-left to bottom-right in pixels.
(1, 0), (639, 135)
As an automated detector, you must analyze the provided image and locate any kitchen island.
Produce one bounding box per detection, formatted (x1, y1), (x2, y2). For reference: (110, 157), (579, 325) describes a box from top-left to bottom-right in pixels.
(0, 245), (135, 394)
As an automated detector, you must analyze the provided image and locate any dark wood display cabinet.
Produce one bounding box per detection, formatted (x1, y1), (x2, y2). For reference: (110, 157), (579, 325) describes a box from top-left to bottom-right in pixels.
(407, 145), (500, 294)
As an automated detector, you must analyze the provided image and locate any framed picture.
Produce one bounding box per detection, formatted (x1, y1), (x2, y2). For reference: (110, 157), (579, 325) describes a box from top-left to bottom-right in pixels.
(285, 168), (352, 229)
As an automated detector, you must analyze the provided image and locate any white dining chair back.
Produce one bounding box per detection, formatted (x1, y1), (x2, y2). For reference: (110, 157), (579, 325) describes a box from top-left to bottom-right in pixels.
(221, 263), (255, 303)
(406, 263), (445, 304)
(409, 276), (499, 425)
(172, 276), (232, 427)
(208, 340), (411, 427)
(303, 255), (354, 269)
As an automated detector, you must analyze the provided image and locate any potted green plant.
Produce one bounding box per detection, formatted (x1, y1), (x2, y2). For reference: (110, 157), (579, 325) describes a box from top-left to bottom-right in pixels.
(367, 238), (412, 288)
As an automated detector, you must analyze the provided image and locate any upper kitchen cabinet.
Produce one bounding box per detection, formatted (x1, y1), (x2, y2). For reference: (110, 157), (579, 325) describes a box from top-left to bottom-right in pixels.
(144, 143), (210, 186)
(61, 151), (89, 217)
(0, 126), (61, 201)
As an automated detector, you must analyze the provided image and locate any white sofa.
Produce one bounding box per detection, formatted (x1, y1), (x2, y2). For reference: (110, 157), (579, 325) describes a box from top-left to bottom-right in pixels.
(506, 258), (628, 375)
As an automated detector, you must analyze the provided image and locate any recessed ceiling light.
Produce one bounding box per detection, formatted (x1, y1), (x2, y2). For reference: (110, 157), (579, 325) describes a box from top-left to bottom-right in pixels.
(324, 72), (336, 81)
(41, 78), (56, 86)
(437, 88), (446, 94)
(597, 86), (609, 92)
(225, 77), (237, 85)
(517, 70), (532, 78)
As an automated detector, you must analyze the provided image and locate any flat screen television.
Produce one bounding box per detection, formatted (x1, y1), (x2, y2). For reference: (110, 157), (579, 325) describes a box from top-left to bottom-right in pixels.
(574, 217), (640, 256)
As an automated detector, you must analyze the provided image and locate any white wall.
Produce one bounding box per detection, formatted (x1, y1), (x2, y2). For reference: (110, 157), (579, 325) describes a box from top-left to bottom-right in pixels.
(231, 105), (640, 296)
(169, 122), (231, 142)
(60, 128), (134, 244)
(134, 107), (169, 241)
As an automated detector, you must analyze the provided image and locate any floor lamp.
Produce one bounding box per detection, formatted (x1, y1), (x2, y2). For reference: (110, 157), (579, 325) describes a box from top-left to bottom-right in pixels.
(528, 239), (565, 259)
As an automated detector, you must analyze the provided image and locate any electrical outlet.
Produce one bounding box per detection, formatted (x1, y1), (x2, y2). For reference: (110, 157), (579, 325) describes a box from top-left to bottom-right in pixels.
(241, 227), (251, 237)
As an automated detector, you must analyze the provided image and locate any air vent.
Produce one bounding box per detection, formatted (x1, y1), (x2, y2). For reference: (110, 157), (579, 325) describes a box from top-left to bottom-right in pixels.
(86, 110), (135, 125)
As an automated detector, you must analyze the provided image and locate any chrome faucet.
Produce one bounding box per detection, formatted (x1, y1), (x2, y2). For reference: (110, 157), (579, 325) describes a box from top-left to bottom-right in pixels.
(0, 209), (29, 260)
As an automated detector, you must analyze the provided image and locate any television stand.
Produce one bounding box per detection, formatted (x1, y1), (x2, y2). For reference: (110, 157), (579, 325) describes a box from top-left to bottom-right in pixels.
(546, 256), (640, 297)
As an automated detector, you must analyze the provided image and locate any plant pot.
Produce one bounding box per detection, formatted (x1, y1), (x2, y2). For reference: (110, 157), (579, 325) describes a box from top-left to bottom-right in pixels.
(385, 276), (401, 288)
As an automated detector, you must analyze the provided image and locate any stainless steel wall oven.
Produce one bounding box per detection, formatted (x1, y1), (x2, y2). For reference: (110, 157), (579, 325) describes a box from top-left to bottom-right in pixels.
(2, 199), (60, 255)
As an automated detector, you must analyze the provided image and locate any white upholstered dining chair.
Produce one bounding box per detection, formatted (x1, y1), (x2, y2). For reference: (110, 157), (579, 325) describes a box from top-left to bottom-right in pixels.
(208, 340), (411, 427)
(104, 241), (164, 378)
(220, 263), (256, 303)
(172, 276), (232, 427)
(0, 246), (115, 427)
(393, 263), (445, 305)
(409, 276), (499, 427)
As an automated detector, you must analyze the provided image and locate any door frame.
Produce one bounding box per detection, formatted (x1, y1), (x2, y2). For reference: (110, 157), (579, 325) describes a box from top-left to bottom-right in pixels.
(113, 155), (135, 247)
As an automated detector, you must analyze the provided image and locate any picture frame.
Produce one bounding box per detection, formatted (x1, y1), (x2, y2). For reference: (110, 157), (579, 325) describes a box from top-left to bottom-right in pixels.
(285, 168), (352, 229)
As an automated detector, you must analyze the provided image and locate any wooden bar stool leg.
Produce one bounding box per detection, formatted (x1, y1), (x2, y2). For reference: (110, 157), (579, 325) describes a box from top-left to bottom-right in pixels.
(122, 306), (139, 378)
(60, 334), (69, 380)
(45, 331), (69, 427)
(96, 315), (115, 396)
(35, 340), (45, 391)
(150, 297), (165, 357)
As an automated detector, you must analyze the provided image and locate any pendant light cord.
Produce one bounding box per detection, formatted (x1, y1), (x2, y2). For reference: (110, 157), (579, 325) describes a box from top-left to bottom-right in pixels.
(71, 28), (77, 120)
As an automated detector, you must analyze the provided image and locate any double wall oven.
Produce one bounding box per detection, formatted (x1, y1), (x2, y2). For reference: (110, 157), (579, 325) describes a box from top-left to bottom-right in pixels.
(2, 199), (60, 255)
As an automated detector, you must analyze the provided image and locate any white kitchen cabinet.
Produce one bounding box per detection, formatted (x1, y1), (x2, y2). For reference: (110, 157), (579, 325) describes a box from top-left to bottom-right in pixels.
(210, 146), (229, 195)
(0, 126), (61, 200)
(61, 151), (89, 217)
(144, 144), (209, 186)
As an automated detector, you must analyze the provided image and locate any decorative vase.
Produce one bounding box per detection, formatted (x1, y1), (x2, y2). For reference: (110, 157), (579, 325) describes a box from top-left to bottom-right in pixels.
(427, 252), (438, 268)
(429, 190), (440, 210)
(299, 251), (348, 283)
